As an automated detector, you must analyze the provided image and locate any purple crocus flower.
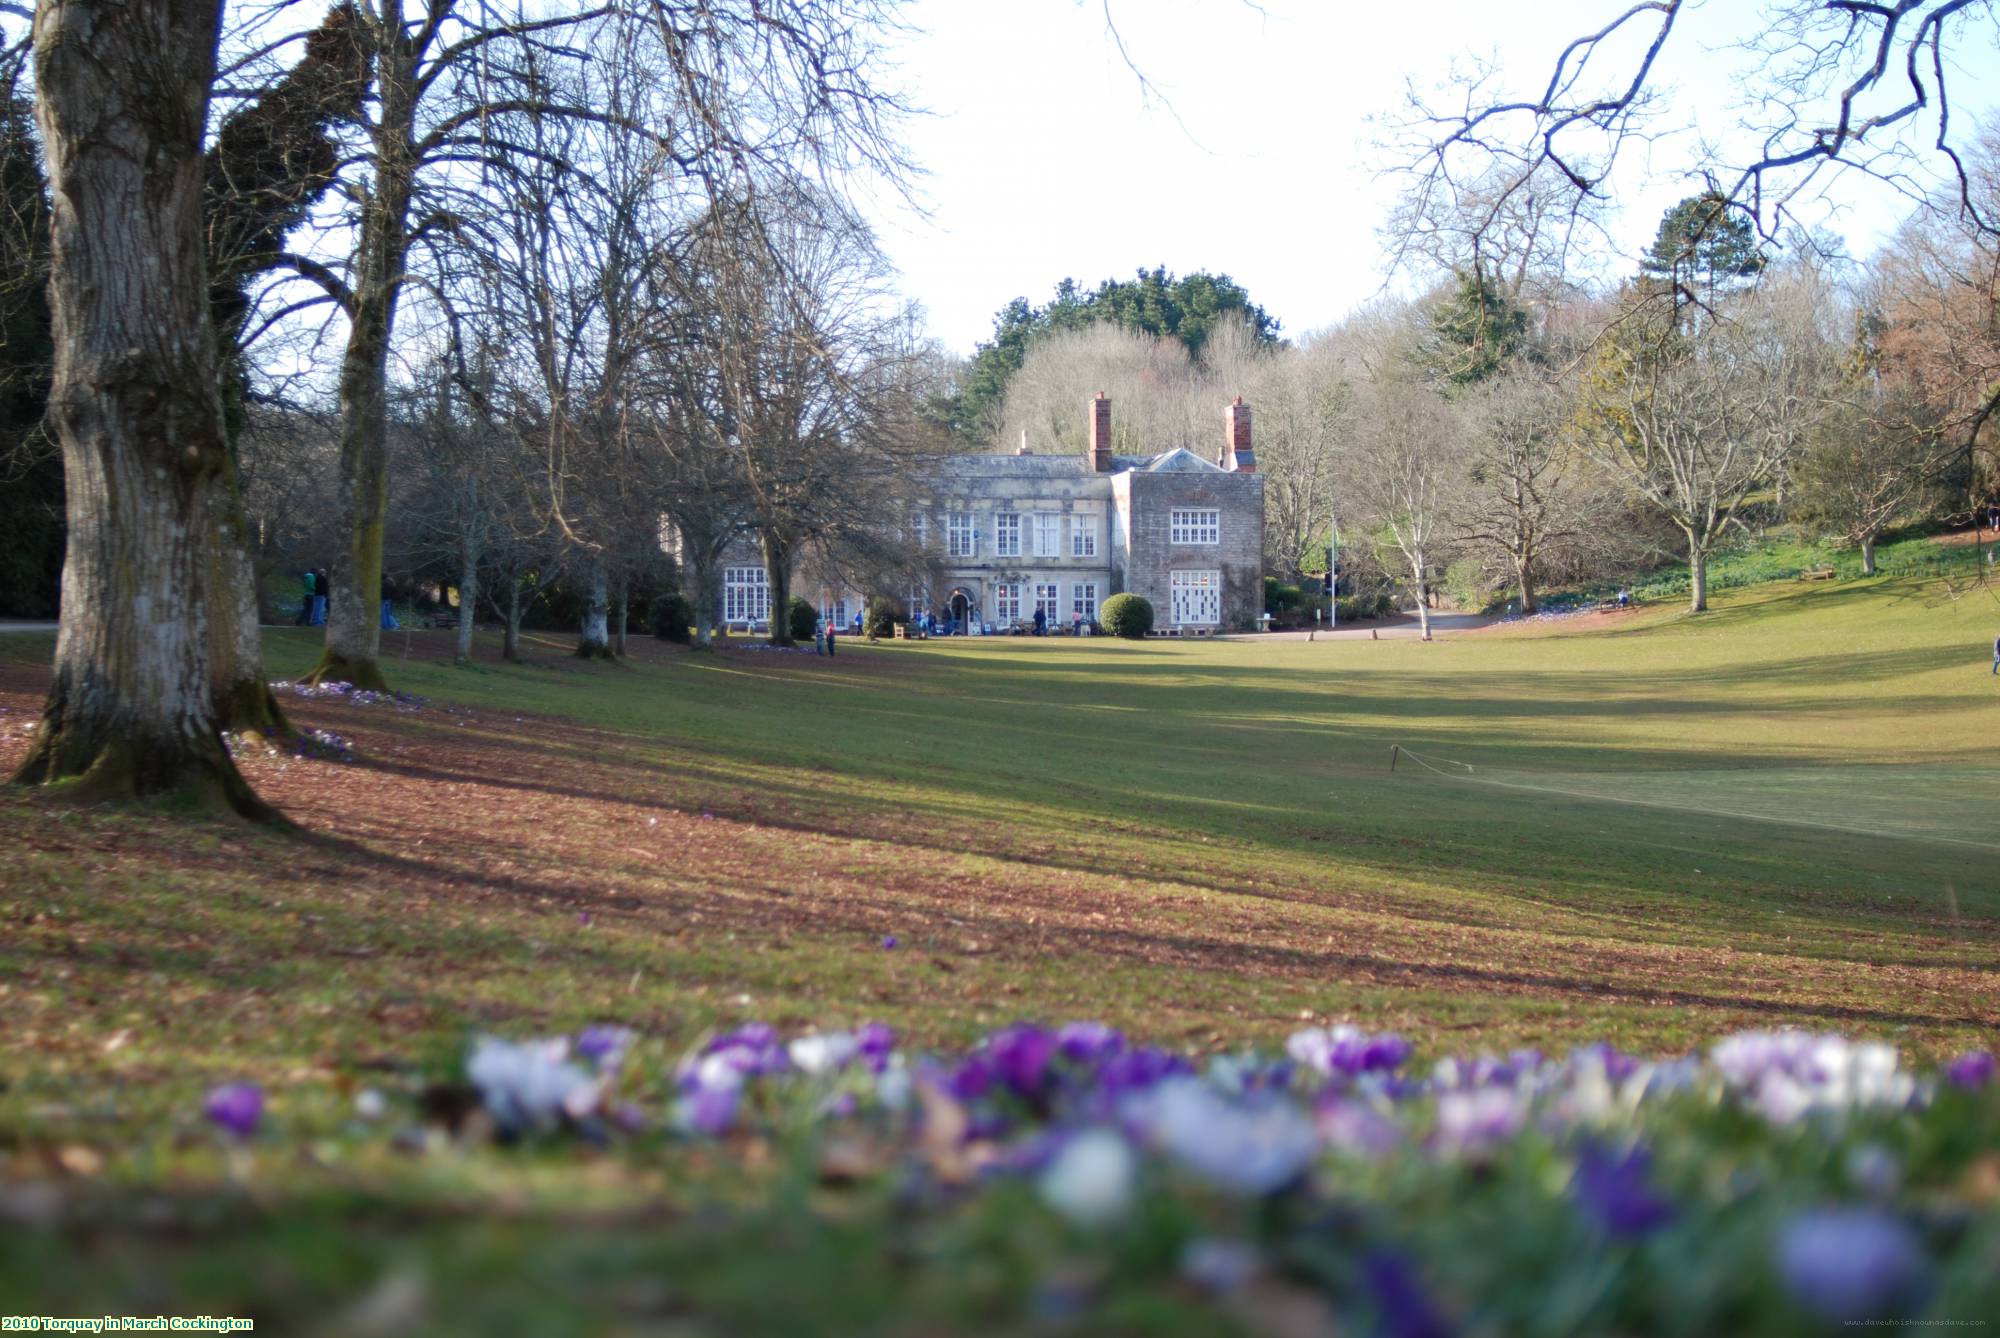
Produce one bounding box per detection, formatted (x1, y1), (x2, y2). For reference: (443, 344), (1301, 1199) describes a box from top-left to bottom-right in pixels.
(1433, 1087), (1525, 1152)
(857, 1021), (897, 1073)
(575, 1025), (636, 1068)
(1776, 1210), (1927, 1323)
(204, 1082), (264, 1139)
(702, 1023), (786, 1076)
(1571, 1141), (1674, 1238)
(1362, 1034), (1415, 1073)
(1316, 1094), (1401, 1159)
(988, 1023), (1059, 1099)
(1083, 1047), (1194, 1120)
(1944, 1050), (1996, 1090)
(881, 935), (898, 950)
(675, 1081), (741, 1137)
(1573, 1041), (1642, 1083)
(1361, 1249), (1453, 1338)
(1056, 1021), (1127, 1065)
(948, 1054), (996, 1102)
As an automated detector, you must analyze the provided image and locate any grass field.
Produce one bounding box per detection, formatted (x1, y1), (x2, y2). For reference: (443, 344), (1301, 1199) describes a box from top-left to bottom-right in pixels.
(2, 572), (1997, 1330)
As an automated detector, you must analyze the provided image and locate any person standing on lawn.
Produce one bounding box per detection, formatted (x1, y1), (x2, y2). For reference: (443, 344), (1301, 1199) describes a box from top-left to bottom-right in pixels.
(1032, 606), (1046, 637)
(296, 568), (315, 625)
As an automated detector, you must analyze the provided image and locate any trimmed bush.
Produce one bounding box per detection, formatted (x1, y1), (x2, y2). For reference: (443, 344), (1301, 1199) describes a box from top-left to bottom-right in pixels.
(650, 591), (693, 643)
(1099, 593), (1153, 639)
(786, 596), (817, 642)
(864, 598), (902, 639)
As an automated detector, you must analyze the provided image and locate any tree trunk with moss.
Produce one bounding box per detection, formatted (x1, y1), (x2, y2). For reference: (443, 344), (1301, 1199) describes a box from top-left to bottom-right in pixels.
(455, 518), (479, 665)
(15, 0), (271, 818)
(502, 573), (522, 662)
(763, 531), (796, 647)
(207, 470), (287, 736)
(610, 574), (629, 655)
(309, 34), (412, 691)
(576, 557), (611, 658)
(1687, 534), (1710, 613)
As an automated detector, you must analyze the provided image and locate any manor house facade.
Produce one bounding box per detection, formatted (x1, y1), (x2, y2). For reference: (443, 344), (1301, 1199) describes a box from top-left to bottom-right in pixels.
(711, 393), (1265, 636)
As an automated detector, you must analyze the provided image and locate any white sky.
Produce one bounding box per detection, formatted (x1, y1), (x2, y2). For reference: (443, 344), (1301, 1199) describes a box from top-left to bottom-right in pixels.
(862, 0), (2000, 354)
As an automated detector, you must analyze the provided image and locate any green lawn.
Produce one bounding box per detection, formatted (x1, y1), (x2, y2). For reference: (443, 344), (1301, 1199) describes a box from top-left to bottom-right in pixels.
(1, 571), (1996, 1331)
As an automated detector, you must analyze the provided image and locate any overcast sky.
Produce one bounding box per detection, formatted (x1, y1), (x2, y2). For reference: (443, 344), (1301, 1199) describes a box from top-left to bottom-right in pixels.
(860, 0), (2000, 354)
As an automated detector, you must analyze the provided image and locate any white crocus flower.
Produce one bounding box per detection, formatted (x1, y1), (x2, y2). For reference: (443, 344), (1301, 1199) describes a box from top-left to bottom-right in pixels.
(788, 1031), (861, 1076)
(1040, 1128), (1139, 1226)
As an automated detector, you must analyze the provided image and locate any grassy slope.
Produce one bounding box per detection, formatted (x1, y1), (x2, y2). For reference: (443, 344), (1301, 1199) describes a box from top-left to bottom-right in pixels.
(1, 572), (1997, 1326)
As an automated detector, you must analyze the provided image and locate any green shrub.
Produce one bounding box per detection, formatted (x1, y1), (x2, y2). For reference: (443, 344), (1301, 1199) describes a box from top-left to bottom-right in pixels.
(1099, 593), (1153, 639)
(787, 596), (817, 642)
(864, 598), (902, 639)
(650, 591), (693, 643)
(1263, 576), (1303, 614)
(1332, 592), (1397, 623)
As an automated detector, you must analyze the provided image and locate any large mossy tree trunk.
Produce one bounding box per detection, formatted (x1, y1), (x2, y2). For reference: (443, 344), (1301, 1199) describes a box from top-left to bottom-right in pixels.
(1859, 531), (1878, 576)
(688, 554), (718, 648)
(16, 0), (271, 819)
(763, 531), (796, 647)
(576, 556), (611, 658)
(610, 574), (628, 656)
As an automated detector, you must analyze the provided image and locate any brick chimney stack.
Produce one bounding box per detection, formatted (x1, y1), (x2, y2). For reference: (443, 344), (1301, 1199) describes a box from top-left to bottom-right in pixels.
(1223, 396), (1256, 473)
(1088, 392), (1113, 472)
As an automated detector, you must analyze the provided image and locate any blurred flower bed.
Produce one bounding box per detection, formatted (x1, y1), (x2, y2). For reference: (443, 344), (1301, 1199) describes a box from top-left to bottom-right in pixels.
(203, 1021), (2000, 1335)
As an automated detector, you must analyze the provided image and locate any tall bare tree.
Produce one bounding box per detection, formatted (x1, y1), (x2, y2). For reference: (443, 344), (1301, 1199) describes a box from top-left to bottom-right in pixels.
(1577, 286), (1831, 612)
(287, 0), (912, 688)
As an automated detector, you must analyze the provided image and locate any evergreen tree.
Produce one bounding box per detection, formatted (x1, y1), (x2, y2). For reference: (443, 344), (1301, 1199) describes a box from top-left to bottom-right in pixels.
(1421, 268), (1531, 390)
(950, 267), (1279, 443)
(1640, 192), (1765, 315)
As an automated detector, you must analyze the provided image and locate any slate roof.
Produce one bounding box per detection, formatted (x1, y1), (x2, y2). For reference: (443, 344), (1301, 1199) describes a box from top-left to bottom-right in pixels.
(935, 449), (1219, 479)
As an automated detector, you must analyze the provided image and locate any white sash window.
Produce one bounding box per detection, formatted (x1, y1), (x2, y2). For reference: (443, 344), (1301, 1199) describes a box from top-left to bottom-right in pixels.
(724, 566), (769, 623)
(947, 513), (976, 557)
(1031, 513), (1061, 557)
(994, 583), (1021, 621)
(994, 512), (1021, 557)
(1170, 508), (1220, 545)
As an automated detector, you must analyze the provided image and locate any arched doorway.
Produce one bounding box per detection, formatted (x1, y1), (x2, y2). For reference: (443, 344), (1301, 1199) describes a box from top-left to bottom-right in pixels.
(947, 587), (975, 635)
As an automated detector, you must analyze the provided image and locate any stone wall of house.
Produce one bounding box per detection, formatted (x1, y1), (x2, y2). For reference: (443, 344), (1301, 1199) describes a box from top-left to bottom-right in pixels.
(926, 467), (1116, 625)
(1112, 471), (1264, 632)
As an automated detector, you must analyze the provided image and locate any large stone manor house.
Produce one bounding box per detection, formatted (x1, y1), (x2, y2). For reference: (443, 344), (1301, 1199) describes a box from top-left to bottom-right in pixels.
(710, 393), (1266, 635)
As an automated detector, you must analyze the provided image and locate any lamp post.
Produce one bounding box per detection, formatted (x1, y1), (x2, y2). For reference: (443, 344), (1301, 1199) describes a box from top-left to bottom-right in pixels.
(1327, 514), (1341, 631)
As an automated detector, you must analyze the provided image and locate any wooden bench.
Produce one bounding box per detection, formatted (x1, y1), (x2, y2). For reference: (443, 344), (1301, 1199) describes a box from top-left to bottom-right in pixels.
(1798, 567), (1837, 581)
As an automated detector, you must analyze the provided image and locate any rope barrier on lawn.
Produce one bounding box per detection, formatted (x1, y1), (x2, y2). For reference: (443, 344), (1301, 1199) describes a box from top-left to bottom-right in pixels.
(1388, 744), (1474, 777)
